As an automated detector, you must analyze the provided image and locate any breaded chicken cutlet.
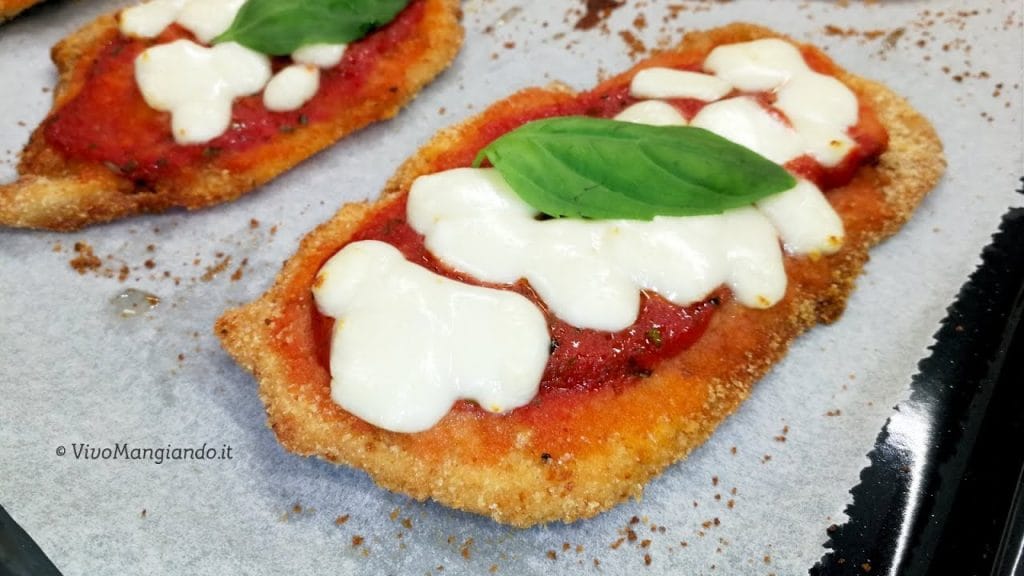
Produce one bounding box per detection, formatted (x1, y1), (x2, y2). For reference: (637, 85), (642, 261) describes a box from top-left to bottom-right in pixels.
(1, 0), (46, 20)
(0, 0), (462, 230)
(216, 24), (944, 527)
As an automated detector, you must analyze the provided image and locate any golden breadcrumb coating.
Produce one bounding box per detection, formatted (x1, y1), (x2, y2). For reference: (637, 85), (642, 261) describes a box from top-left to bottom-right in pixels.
(217, 24), (944, 527)
(0, 0), (463, 230)
(0, 0), (43, 20)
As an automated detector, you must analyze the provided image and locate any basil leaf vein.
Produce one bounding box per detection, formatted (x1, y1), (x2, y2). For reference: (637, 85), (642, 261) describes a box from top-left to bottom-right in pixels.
(214, 0), (411, 56)
(473, 116), (797, 220)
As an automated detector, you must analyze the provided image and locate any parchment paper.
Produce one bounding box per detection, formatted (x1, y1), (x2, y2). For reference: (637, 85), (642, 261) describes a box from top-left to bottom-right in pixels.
(1, 1), (1021, 574)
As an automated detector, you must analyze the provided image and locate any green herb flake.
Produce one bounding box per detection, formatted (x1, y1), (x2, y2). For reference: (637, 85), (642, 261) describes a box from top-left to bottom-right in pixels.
(473, 116), (797, 220)
(645, 327), (663, 347)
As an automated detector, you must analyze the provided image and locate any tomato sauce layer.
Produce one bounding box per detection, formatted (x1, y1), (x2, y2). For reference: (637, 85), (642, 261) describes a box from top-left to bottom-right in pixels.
(312, 50), (888, 403)
(314, 48), (886, 405)
(43, 0), (427, 183)
(310, 199), (719, 395)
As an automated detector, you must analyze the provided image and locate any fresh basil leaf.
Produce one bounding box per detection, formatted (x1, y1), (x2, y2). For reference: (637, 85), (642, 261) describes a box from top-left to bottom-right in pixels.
(472, 117), (797, 220)
(214, 0), (410, 55)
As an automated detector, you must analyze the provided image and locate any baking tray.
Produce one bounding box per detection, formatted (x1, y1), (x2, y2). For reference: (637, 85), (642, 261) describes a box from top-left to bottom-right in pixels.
(813, 198), (1024, 576)
(1, 0), (1022, 574)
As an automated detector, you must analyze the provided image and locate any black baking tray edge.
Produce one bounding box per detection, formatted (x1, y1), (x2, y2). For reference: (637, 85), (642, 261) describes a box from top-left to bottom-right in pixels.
(812, 183), (1024, 576)
(3, 194), (1023, 576)
(0, 505), (62, 576)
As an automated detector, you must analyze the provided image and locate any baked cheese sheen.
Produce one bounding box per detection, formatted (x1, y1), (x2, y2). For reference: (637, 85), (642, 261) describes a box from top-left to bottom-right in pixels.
(134, 40), (271, 144)
(317, 37), (855, 432)
(407, 38), (852, 331)
(630, 68), (732, 102)
(119, 0), (348, 143)
(702, 38), (859, 166)
(614, 100), (688, 127)
(292, 44), (348, 68)
(408, 168), (837, 331)
(264, 64), (320, 112)
(312, 241), (549, 433)
(120, 0), (245, 44)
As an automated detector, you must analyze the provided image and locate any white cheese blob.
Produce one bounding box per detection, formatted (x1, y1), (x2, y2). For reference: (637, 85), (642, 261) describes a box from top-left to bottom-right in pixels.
(119, 0), (184, 38)
(176, 0), (246, 43)
(703, 38), (859, 166)
(409, 168), (797, 331)
(630, 68), (733, 101)
(293, 43), (348, 68)
(119, 0), (243, 42)
(703, 38), (807, 91)
(691, 96), (804, 164)
(264, 64), (320, 112)
(121, 0), (350, 141)
(313, 241), (550, 433)
(262, 44), (348, 111)
(134, 40), (271, 144)
(614, 100), (688, 126)
(755, 179), (844, 255)
(774, 73), (858, 165)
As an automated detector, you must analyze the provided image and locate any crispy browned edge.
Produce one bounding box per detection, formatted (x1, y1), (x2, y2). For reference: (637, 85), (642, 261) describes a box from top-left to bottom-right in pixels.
(215, 23), (946, 527)
(0, 0), (43, 20)
(0, 0), (463, 230)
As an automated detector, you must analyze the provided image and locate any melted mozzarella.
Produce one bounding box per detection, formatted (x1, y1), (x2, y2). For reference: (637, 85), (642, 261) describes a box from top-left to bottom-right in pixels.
(176, 0), (246, 43)
(703, 38), (859, 166)
(603, 208), (787, 310)
(774, 73), (858, 165)
(703, 38), (807, 91)
(614, 100), (688, 126)
(630, 68), (733, 101)
(691, 97), (804, 164)
(293, 44), (348, 68)
(121, 0), (349, 142)
(264, 64), (320, 112)
(313, 241), (550, 433)
(409, 168), (796, 331)
(134, 40), (270, 144)
(119, 0), (183, 38)
(755, 179), (844, 255)
(120, 0), (243, 42)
